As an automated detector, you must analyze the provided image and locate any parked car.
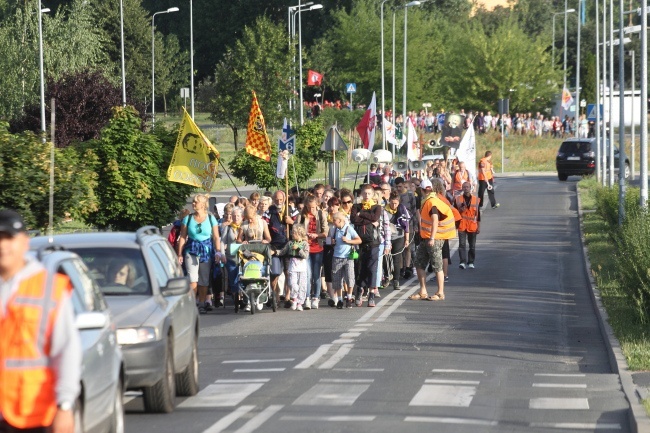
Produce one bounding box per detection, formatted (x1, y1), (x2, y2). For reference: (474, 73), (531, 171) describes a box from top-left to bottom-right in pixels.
(556, 137), (630, 181)
(29, 245), (124, 433)
(31, 226), (199, 413)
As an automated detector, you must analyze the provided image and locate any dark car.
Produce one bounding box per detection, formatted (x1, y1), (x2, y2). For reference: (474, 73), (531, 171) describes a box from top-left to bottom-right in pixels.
(31, 226), (199, 413)
(29, 246), (125, 433)
(556, 137), (630, 181)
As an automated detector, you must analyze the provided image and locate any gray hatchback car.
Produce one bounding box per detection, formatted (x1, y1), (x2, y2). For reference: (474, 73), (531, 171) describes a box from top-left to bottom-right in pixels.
(31, 226), (199, 413)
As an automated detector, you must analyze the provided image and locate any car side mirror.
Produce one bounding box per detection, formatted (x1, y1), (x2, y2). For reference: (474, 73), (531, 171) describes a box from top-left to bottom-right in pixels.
(75, 312), (108, 330)
(161, 276), (190, 297)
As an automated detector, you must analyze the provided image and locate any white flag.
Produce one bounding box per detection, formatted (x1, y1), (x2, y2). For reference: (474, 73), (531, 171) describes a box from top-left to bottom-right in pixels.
(457, 122), (476, 173)
(406, 117), (419, 161)
(276, 151), (288, 178)
(383, 117), (398, 146)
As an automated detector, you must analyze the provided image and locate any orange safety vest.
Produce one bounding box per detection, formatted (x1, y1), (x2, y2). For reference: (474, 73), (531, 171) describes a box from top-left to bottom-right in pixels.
(455, 195), (480, 233)
(452, 170), (470, 193)
(438, 193), (461, 223)
(420, 194), (457, 240)
(478, 157), (493, 181)
(0, 270), (71, 429)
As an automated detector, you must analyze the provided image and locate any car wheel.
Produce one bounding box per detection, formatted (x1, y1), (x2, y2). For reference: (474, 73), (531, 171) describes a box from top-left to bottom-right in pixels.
(624, 162), (630, 180)
(176, 332), (199, 396)
(558, 172), (568, 181)
(143, 337), (175, 413)
(109, 379), (125, 433)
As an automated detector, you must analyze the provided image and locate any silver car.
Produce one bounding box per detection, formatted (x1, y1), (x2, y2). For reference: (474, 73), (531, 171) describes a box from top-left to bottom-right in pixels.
(31, 226), (200, 413)
(30, 247), (125, 433)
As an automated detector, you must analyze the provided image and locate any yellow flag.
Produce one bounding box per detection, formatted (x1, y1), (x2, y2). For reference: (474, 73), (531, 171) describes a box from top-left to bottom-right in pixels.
(245, 91), (271, 162)
(167, 108), (220, 191)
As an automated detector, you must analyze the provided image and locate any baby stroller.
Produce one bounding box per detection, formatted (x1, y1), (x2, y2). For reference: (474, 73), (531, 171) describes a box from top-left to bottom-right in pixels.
(234, 243), (277, 315)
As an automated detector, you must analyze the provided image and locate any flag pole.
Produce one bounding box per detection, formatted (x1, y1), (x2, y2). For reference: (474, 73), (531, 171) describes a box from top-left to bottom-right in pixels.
(285, 169), (289, 234)
(218, 159), (241, 196)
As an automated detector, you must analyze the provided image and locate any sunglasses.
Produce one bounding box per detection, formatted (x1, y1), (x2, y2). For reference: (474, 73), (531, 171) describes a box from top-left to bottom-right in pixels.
(342, 200), (352, 204)
(196, 223), (203, 234)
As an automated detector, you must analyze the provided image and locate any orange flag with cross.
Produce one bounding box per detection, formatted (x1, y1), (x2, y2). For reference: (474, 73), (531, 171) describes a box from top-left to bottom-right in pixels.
(245, 91), (271, 162)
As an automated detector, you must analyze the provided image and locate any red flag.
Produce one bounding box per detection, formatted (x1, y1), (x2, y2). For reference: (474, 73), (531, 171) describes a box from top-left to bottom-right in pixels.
(307, 70), (323, 86)
(356, 92), (377, 152)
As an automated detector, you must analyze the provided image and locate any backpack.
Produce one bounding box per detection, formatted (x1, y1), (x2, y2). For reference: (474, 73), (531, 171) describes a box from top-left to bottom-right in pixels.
(355, 221), (380, 246)
(168, 224), (181, 248)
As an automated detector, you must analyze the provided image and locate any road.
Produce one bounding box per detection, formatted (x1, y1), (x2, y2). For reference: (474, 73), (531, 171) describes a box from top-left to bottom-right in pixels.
(127, 175), (630, 433)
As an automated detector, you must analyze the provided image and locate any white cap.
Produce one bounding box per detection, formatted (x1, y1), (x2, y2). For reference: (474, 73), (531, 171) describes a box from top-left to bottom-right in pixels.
(420, 179), (432, 189)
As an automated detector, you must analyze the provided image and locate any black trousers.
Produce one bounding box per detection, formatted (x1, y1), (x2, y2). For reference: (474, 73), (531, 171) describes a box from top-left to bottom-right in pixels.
(388, 235), (405, 282)
(0, 421), (50, 433)
(458, 231), (477, 265)
(478, 179), (496, 208)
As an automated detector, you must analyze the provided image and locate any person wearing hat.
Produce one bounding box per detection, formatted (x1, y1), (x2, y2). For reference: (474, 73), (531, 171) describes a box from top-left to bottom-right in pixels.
(0, 210), (81, 433)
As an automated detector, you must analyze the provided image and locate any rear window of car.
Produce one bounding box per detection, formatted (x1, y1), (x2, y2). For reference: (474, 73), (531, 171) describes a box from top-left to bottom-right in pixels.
(71, 247), (152, 296)
(559, 141), (591, 153)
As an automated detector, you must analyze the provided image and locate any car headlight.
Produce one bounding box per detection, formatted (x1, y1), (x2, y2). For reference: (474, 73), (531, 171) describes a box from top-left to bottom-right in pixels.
(116, 327), (158, 345)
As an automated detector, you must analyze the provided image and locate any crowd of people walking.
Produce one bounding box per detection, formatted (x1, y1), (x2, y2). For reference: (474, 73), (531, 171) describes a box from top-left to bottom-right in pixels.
(173, 152), (500, 313)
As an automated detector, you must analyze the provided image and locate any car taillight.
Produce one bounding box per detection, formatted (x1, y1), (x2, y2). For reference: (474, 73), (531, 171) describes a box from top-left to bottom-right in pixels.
(587, 162), (595, 168)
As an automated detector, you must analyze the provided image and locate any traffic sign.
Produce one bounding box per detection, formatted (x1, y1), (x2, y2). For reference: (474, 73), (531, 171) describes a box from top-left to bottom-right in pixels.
(586, 104), (603, 121)
(346, 83), (357, 94)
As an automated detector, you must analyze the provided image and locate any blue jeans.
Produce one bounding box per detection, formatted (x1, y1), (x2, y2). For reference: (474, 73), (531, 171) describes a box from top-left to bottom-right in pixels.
(307, 251), (324, 299)
(225, 259), (240, 293)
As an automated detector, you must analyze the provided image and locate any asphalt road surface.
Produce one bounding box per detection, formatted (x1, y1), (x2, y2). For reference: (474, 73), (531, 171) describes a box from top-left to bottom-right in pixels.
(127, 175), (630, 433)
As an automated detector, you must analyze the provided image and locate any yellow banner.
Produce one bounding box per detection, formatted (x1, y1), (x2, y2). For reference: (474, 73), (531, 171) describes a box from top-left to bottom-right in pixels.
(167, 108), (220, 191)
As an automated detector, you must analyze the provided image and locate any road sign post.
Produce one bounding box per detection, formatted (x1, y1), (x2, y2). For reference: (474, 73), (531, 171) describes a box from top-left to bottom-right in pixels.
(346, 83), (356, 111)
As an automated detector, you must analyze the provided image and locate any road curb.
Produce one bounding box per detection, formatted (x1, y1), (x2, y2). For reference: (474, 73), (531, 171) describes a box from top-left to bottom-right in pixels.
(575, 183), (650, 433)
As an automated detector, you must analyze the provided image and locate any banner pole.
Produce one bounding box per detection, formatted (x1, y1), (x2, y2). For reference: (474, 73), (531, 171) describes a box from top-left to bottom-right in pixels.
(285, 169), (289, 234)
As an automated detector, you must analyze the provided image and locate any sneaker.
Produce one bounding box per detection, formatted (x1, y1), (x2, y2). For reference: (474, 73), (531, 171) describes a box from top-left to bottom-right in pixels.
(198, 305), (207, 314)
(284, 300), (292, 309)
(296, 304), (303, 311)
(368, 298), (376, 307)
(374, 290), (381, 298)
(204, 301), (213, 311)
(337, 300), (344, 309)
(346, 298), (352, 308)
(393, 281), (400, 290)
(468, 263), (475, 269)
(459, 263), (466, 269)
(304, 299), (311, 310)
(444, 276), (449, 283)
(355, 298), (363, 307)
(492, 203), (500, 209)
(217, 298), (225, 307)
(290, 301), (297, 311)
(311, 299), (319, 309)
(328, 298), (336, 307)
(244, 304), (251, 312)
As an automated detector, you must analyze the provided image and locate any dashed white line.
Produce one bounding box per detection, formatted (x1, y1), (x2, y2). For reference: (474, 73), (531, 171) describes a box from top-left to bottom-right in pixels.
(294, 344), (333, 369)
(332, 368), (384, 372)
(202, 405), (255, 433)
(529, 422), (621, 430)
(232, 368), (285, 373)
(215, 379), (270, 383)
(222, 358), (295, 364)
(331, 338), (355, 345)
(529, 398), (589, 410)
(534, 373), (586, 377)
(280, 415), (376, 422)
(319, 344), (353, 369)
(432, 369), (484, 374)
(425, 379), (480, 385)
(319, 378), (374, 383)
(232, 405), (284, 433)
(405, 416), (498, 426)
(532, 383), (587, 388)
(339, 332), (361, 338)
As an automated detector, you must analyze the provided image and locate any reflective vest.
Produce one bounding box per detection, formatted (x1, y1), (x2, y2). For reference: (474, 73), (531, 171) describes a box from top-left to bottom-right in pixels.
(439, 194), (461, 223)
(420, 194), (456, 240)
(455, 195), (479, 233)
(478, 157), (493, 181)
(0, 270), (71, 429)
(452, 170), (469, 193)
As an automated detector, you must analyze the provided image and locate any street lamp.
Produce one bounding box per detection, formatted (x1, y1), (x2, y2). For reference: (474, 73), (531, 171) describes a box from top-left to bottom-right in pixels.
(152, 7), (179, 129)
(575, 1), (582, 137)
(380, 0), (390, 151)
(294, 1), (323, 125)
(189, 0), (194, 119)
(641, 0), (648, 207)
(120, 0), (126, 106)
(38, 3), (53, 236)
(562, 4), (576, 91)
(402, 1), (425, 156)
(551, 9), (575, 70)
(288, 2), (315, 112)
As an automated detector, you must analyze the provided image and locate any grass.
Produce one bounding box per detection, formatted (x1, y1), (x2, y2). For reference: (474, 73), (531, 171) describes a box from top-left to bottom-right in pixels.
(578, 177), (650, 372)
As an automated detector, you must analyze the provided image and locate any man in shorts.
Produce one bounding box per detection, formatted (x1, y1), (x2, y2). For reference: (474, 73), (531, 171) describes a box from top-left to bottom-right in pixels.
(409, 178), (456, 301)
(329, 212), (362, 308)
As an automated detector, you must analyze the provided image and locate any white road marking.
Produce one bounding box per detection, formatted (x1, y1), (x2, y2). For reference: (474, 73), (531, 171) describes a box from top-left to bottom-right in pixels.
(233, 368), (285, 373)
(357, 276), (419, 323)
(319, 344), (353, 369)
(425, 379), (480, 385)
(294, 344), (333, 369)
(320, 378), (374, 383)
(293, 383), (371, 406)
(215, 379), (270, 383)
(374, 287), (420, 322)
(347, 328), (368, 333)
(331, 338), (355, 345)
(432, 369), (484, 374)
(332, 368), (384, 372)
(405, 416), (498, 426)
(222, 358), (295, 364)
(233, 405), (284, 433)
(534, 373), (586, 377)
(280, 415), (376, 421)
(202, 405), (255, 433)
(179, 383), (266, 408)
(529, 398), (590, 410)
(354, 323), (373, 327)
(339, 332), (361, 338)
(532, 383), (587, 388)
(529, 422), (621, 430)
(409, 384), (477, 407)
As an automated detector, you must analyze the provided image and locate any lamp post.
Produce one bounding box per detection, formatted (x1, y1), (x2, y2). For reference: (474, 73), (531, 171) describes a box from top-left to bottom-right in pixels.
(575, 0), (582, 136)
(608, 0), (614, 187)
(552, 9), (575, 70)
(120, 0), (126, 106)
(595, 0), (601, 182)
(151, 7), (179, 129)
(288, 2), (316, 114)
(38, 4), (49, 143)
(380, 0), (390, 151)
(189, 0), (194, 119)
(601, 0), (607, 185)
(641, 0), (648, 207)
(295, 2), (323, 125)
(562, 3), (576, 92)
(402, 1), (425, 156)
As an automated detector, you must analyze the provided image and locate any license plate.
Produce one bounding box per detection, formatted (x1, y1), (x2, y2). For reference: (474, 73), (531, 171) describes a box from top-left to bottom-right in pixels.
(567, 156), (580, 161)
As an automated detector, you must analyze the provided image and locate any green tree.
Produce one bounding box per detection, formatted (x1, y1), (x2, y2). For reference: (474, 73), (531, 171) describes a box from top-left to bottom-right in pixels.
(204, 16), (293, 150)
(436, 17), (560, 112)
(81, 106), (192, 230)
(0, 122), (98, 230)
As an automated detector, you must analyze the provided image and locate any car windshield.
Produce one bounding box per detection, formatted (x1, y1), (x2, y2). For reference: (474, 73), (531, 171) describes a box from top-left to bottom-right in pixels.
(559, 141), (591, 153)
(71, 247), (152, 296)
